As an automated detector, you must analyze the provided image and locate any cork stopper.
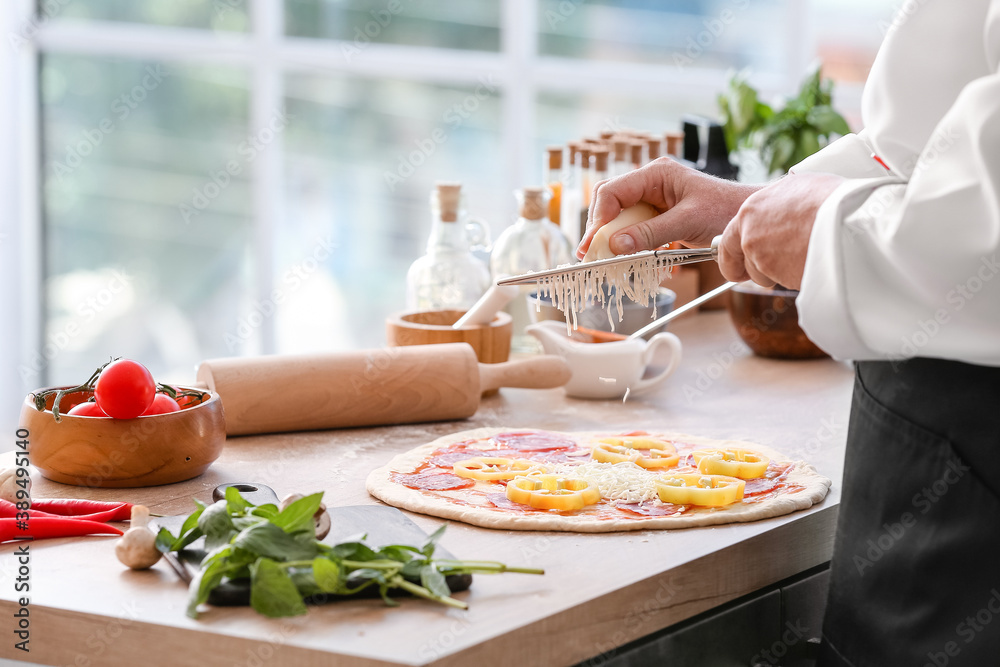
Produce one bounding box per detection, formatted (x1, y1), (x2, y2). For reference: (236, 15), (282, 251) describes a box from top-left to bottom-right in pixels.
(435, 182), (462, 222)
(546, 145), (563, 170)
(630, 141), (643, 165)
(665, 132), (684, 158)
(613, 139), (629, 161)
(592, 147), (610, 172)
(600, 130), (615, 140)
(568, 142), (581, 165)
(647, 137), (661, 160)
(520, 187), (547, 221)
(579, 145), (592, 168)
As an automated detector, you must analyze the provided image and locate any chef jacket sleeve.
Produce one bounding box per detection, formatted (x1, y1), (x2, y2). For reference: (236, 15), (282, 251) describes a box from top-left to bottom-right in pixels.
(789, 130), (889, 180)
(792, 63), (1000, 366)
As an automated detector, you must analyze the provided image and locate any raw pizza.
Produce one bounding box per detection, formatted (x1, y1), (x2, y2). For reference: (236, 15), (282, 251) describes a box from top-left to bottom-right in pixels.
(366, 428), (831, 532)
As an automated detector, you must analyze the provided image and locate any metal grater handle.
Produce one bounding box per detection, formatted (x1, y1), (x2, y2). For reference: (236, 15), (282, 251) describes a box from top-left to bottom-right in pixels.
(495, 235), (722, 287)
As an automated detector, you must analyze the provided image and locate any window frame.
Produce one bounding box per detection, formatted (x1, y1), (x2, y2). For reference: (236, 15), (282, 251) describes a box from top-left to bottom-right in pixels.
(3, 0), (850, 434)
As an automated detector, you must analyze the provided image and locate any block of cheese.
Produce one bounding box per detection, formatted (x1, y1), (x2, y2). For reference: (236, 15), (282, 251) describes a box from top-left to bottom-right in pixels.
(582, 202), (659, 263)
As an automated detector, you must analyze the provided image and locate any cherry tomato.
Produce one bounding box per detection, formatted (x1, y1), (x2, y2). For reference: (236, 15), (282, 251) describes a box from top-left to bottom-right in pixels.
(142, 393), (181, 415)
(67, 401), (109, 417)
(94, 359), (156, 419)
(174, 393), (204, 409)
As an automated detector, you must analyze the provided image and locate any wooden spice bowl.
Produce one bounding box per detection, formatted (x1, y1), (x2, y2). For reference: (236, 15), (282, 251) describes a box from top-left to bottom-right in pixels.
(386, 309), (513, 364)
(727, 282), (828, 359)
(19, 386), (226, 488)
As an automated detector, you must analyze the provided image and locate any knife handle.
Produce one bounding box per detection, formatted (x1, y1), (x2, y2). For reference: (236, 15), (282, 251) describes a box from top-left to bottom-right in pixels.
(212, 483), (280, 506)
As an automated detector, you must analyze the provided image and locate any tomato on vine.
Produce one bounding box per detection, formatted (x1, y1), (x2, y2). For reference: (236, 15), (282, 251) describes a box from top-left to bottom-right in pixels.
(94, 359), (156, 419)
(142, 393), (181, 415)
(66, 401), (109, 418)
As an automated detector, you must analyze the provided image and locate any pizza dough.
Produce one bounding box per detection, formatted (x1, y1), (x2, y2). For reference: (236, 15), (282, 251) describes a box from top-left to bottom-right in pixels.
(366, 428), (831, 533)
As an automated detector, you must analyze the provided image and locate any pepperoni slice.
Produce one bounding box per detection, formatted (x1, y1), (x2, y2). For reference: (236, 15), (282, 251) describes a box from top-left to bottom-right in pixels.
(617, 502), (687, 517)
(491, 431), (577, 452)
(532, 447), (592, 464)
(744, 462), (794, 496)
(392, 472), (475, 491)
(428, 448), (521, 468)
(428, 449), (480, 468)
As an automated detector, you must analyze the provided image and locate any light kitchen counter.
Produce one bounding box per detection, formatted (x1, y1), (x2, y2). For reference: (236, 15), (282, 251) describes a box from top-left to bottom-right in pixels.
(0, 311), (854, 667)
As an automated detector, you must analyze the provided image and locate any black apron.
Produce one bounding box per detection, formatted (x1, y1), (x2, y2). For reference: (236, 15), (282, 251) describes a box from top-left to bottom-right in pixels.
(818, 358), (1000, 666)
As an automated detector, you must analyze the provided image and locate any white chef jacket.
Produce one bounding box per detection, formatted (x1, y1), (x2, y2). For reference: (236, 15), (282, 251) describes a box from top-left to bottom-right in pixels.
(792, 0), (1000, 366)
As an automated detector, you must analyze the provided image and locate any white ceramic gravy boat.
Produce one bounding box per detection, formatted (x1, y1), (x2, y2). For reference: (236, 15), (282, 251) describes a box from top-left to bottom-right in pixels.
(526, 321), (682, 399)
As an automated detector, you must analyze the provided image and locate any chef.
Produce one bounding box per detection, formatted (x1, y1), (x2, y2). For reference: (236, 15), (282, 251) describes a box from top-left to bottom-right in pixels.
(579, 1), (1000, 664)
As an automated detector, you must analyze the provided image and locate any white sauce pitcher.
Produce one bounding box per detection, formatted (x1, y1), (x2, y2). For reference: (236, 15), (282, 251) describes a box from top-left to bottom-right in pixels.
(526, 321), (682, 399)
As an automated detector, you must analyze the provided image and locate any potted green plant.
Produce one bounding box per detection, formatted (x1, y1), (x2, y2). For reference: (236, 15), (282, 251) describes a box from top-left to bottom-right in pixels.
(717, 65), (850, 359)
(719, 64), (850, 176)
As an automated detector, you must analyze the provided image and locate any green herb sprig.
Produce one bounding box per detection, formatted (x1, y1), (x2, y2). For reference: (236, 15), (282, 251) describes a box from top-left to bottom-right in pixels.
(155, 488), (543, 619)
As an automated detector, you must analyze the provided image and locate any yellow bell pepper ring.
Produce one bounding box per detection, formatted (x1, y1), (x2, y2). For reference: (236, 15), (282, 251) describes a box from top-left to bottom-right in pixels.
(452, 457), (543, 481)
(591, 437), (680, 469)
(654, 473), (746, 507)
(505, 474), (602, 511)
(690, 448), (770, 479)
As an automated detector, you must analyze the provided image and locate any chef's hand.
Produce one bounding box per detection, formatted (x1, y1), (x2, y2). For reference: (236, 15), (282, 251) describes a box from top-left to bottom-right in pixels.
(719, 172), (844, 289)
(577, 157), (762, 259)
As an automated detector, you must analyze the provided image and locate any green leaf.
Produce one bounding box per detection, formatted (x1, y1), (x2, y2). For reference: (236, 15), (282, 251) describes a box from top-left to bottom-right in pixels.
(400, 559), (425, 579)
(226, 545), (260, 569)
(178, 507), (204, 537)
(233, 521), (320, 562)
(806, 105), (850, 137)
(378, 584), (400, 607)
(420, 564), (451, 599)
(186, 547), (232, 619)
(155, 527), (176, 554)
(198, 500), (236, 551)
(232, 516), (266, 531)
(249, 558), (308, 618)
(797, 128), (822, 162)
(330, 541), (378, 561)
(769, 134), (796, 175)
(288, 568), (323, 598)
(377, 544), (421, 563)
(224, 486), (251, 514)
(313, 557), (342, 593)
(157, 503), (208, 552)
(250, 504), (279, 520)
(421, 524), (447, 558)
(272, 492), (324, 535)
(172, 527), (204, 552)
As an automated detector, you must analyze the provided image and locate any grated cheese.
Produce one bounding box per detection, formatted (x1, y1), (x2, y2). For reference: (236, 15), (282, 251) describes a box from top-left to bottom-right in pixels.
(537, 254), (671, 333)
(551, 460), (661, 506)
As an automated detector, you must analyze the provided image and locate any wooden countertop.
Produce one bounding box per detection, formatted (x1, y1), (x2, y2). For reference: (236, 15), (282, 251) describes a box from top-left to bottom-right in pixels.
(0, 312), (854, 667)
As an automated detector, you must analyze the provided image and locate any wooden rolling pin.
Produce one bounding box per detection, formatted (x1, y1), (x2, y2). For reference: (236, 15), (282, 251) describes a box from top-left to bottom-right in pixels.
(196, 343), (571, 436)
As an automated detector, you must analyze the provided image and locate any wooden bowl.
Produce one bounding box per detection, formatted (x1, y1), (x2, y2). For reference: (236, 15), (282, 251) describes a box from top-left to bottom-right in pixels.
(386, 309), (512, 364)
(727, 282), (828, 359)
(20, 386), (226, 488)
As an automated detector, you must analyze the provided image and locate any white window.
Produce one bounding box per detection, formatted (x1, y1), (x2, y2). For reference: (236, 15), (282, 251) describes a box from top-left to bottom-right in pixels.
(1, 0), (896, 432)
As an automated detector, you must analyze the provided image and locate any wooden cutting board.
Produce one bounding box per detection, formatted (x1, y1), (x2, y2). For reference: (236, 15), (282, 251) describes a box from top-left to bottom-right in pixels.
(151, 483), (471, 607)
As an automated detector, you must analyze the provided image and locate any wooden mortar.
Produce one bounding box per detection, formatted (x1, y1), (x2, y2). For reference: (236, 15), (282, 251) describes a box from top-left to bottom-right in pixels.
(385, 310), (512, 365)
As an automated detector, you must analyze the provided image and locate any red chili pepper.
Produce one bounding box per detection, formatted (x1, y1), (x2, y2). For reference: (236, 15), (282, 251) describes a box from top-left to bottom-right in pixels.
(0, 517), (123, 543)
(29, 499), (134, 522)
(0, 500), (128, 523)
